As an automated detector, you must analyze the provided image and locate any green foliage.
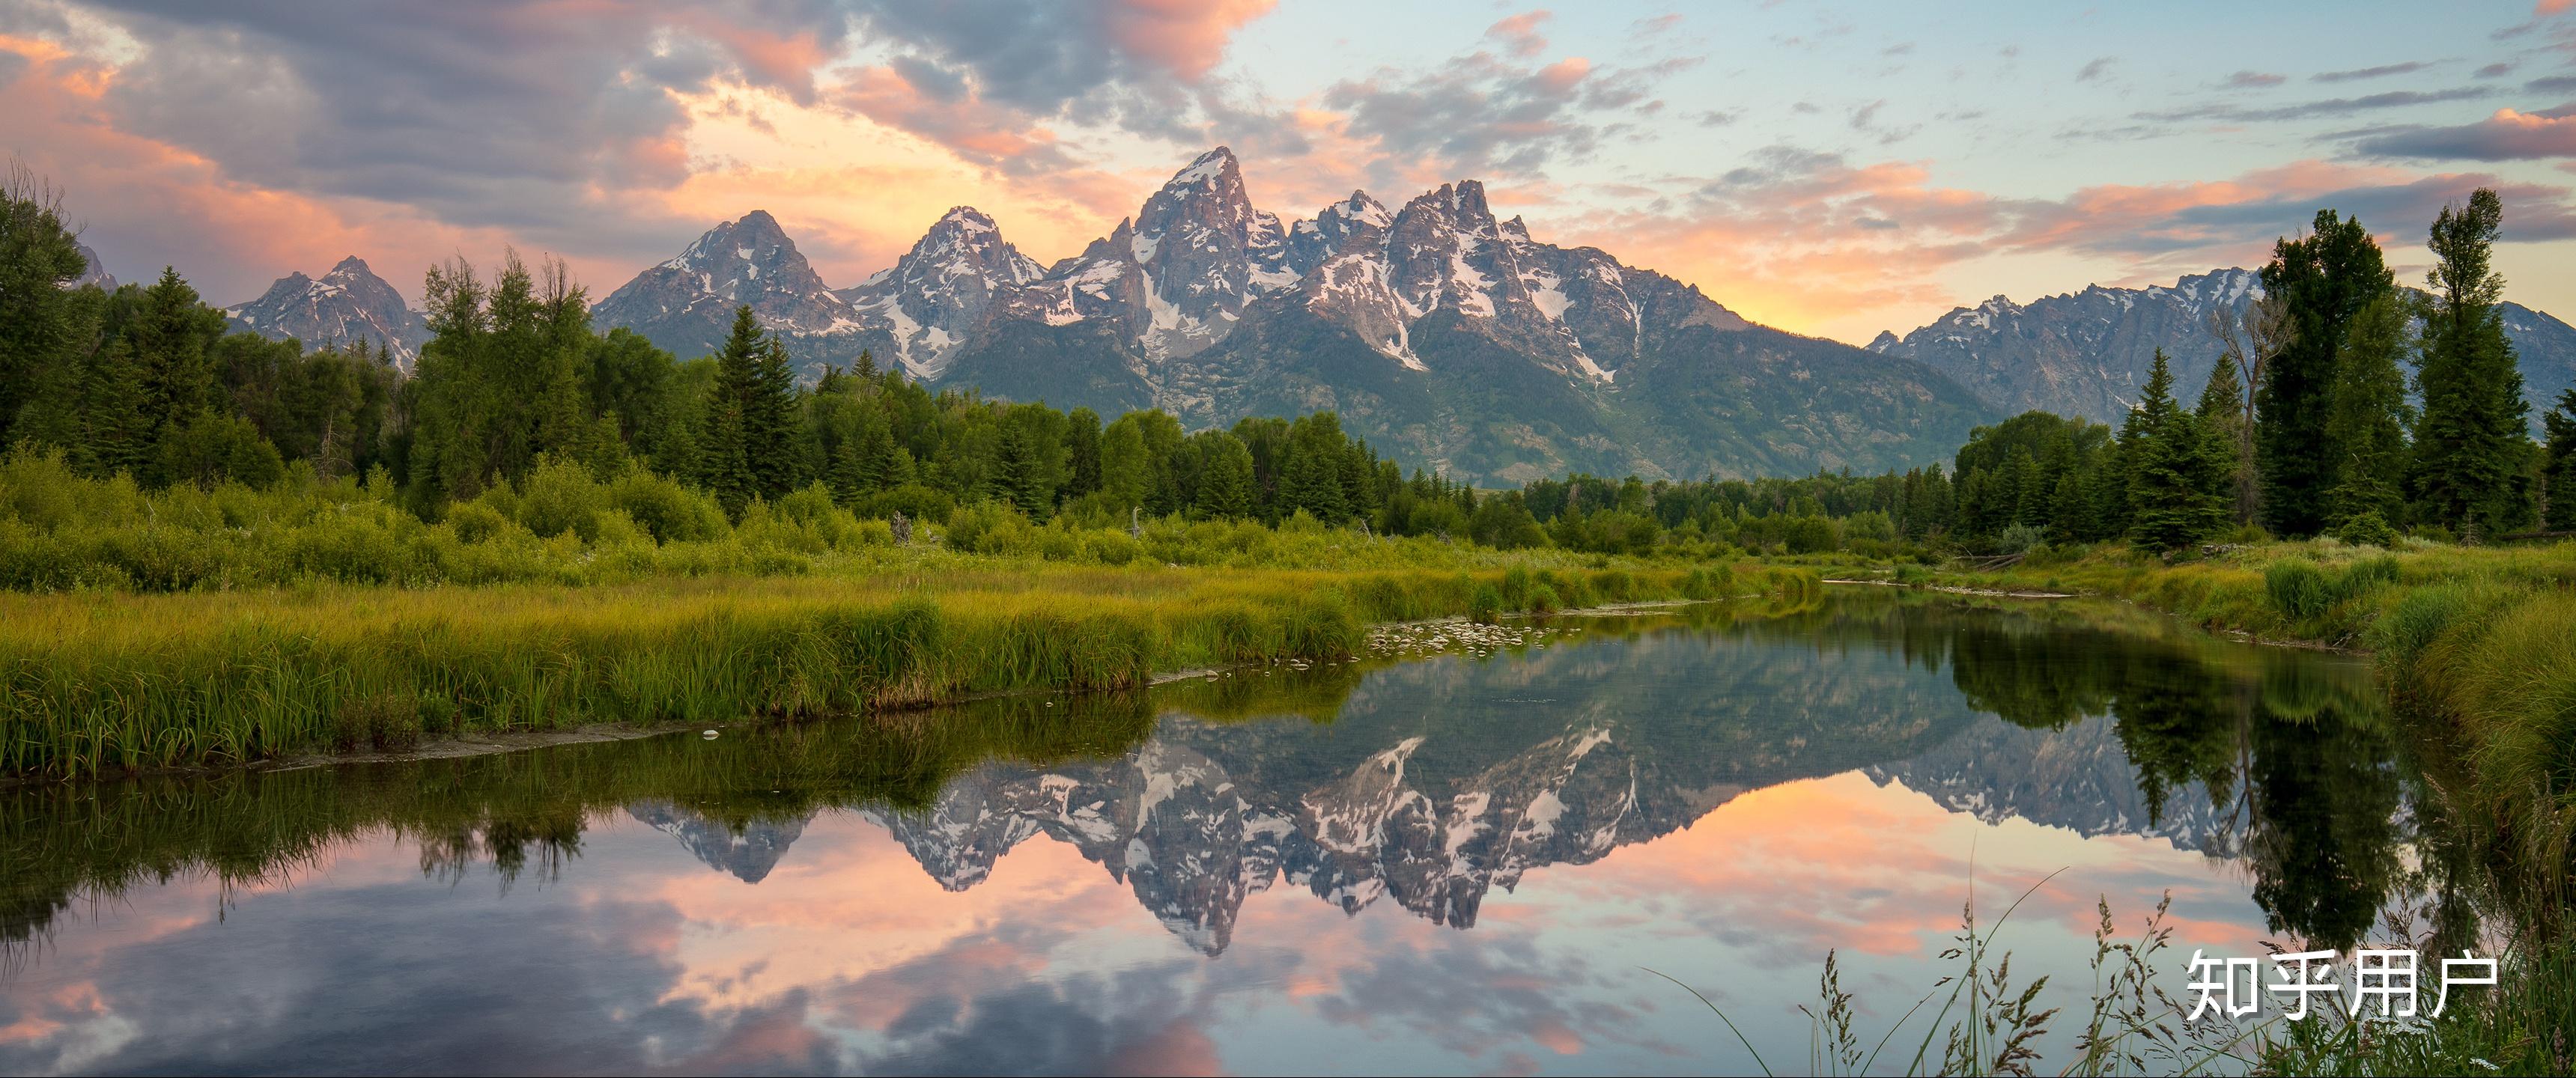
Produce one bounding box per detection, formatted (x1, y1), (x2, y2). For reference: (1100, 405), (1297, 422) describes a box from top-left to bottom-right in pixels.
(1468, 583), (1503, 624)
(2121, 351), (2232, 552)
(2264, 558), (2333, 621)
(2411, 188), (2533, 539)
(2258, 207), (2395, 537)
(2332, 508), (2399, 548)
(2545, 387), (2576, 531)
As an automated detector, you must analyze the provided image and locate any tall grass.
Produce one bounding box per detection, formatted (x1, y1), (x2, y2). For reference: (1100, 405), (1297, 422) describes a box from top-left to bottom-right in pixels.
(0, 561), (1799, 780)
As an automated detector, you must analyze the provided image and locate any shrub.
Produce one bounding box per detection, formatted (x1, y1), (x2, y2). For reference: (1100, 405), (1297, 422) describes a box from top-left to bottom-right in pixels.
(2265, 558), (2333, 621)
(2333, 510), (2399, 548)
(446, 502), (519, 546)
(607, 471), (726, 543)
(1468, 584), (1503, 624)
(515, 455), (607, 540)
(1996, 523), (2046, 555)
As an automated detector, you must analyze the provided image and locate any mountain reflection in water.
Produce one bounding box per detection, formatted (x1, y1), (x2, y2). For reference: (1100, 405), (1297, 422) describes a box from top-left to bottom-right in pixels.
(0, 594), (2431, 1076)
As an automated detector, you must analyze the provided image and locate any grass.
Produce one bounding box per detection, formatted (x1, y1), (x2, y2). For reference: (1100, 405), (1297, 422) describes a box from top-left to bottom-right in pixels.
(0, 558), (1821, 780)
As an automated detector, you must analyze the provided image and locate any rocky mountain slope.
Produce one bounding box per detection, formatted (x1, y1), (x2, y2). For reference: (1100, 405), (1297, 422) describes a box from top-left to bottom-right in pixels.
(222, 256), (431, 368)
(1871, 267), (2576, 432)
(74, 240), (115, 290)
(597, 147), (1993, 484)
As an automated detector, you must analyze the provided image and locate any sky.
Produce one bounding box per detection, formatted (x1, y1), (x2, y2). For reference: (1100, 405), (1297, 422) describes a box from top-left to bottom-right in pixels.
(8, 0), (2576, 345)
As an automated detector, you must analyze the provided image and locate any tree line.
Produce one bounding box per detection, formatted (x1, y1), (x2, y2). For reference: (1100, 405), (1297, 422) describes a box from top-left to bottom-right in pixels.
(1504, 188), (2573, 555)
(7, 165), (2567, 558)
(1, 168), (1521, 542)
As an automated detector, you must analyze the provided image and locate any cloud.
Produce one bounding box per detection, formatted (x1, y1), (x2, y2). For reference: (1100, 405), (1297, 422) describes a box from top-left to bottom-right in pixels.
(2135, 87), (2487, 124)
(1313, 45), (1696, 187)
(2077, 56), (2115, 82)
(1558, 144), (2576, 339)
(2312, 61), (2428, 83)
(2353, 104), (2576, 161)
(830, 0), (1275, 155)
(54, 1), (856, 256)
(2479, 62), (2516, 78)
(2222, 70), (2285, 89)
(1485, 10), (1551, 59)
(2530, 74), (2576, 93)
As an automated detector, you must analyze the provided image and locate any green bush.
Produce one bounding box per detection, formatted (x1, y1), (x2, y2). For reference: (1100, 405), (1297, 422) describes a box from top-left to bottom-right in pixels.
(1468, 584), (1503, 624)
(2333, 510), (2399, 548)
(2266, 558), (2333, 621)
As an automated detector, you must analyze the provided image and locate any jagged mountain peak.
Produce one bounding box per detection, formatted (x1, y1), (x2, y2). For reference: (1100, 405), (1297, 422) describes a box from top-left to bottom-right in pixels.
(224, 255), (427, 368)
(832, 205), (1046, 379)
(73, 240), (116, 290)
(592, 210), (846, 362)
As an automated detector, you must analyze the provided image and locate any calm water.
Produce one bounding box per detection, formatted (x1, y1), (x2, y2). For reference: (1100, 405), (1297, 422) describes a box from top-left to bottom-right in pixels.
(0, 594), (2431, 1075)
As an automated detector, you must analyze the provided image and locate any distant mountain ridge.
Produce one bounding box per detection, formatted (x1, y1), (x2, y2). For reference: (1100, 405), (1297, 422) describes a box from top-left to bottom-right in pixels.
(1871, 267), (2576, 433)
(592, 147), (1993, 484)
(222, 255), (430, 369)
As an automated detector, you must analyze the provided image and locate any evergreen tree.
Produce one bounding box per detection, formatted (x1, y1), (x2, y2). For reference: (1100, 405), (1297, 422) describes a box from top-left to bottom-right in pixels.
(2257, 210), (2393, 536)
(133, 267), (225, 448)
(2542, 388), (2576, 531)
(2195, 351), (2257, 526)
(1279, 412), (1352, 522)
(699, 305), (767, 516)
(1063, 406), (1102, 499)
(0, 166), (96, 446)
(2409, 189), (2533, 538)
(2124, 350), (2231, 552)
(1191, 430), (1256, 519)
(742, 334), (804, 502)
(2324, 294), (2414, 527)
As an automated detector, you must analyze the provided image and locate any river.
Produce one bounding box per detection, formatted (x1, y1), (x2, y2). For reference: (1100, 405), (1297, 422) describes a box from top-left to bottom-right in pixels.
(0, 591), (2438, 1075)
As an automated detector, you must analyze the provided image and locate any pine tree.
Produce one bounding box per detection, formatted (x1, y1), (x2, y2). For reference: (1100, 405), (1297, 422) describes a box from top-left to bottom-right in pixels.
(2195, 351), (2257, 526)
(2409, 189), (2533, 538)
(1279, 412), (1351, 523)
(700, 305), (765, 516)
(2256, 210), (2393, 536)
(2124, 350), (2231, 552)
(743, 334), (803, 502)
(1192, 430), (1256, 519)
(2324, 294), (2413, 527)
(2542, 388), (2576, 531)
(133, 266), (225, 449)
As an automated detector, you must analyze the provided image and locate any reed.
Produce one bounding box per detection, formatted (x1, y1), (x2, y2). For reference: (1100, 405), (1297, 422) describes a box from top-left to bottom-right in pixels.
(0, 561), (1772, 780)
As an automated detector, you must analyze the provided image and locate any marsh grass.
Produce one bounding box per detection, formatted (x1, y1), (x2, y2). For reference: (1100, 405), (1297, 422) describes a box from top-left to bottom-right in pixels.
(0, 561), (1812, 779)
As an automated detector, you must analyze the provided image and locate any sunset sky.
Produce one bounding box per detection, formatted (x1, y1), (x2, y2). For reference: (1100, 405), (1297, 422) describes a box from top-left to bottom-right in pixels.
(9, 0), (2576, 344)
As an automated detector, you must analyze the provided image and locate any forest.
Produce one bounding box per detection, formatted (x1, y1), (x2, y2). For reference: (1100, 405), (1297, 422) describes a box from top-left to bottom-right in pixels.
(7, 161), (2572, 588)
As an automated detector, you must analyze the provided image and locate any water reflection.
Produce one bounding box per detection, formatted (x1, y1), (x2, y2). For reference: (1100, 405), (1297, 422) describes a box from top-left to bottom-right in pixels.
(0, 593), (2433, 1075)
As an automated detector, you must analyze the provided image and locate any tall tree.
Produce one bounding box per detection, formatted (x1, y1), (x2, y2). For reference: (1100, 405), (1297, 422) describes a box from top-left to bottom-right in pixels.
(2257, 210), (2393, 536)
(132, 267), (226, 447)
(2324, 294), (2414, 527)
(1279, 412), (1352, 522)
(2542, 388), (2576, 531)
(2409, 189), (2532, 538)
(2195, 350), (2257, 526)
(1191, 429), (1256, 519)
(0, 165), (98, 448)
(2124, 350), (2231, 552)
(698, 305), (765, 515)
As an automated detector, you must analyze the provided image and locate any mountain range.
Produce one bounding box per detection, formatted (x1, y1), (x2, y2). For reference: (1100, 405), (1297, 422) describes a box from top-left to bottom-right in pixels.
(1870, 267), (2576, 434)
(221, 255), (431, 368)
(201, 146), (2576, 481)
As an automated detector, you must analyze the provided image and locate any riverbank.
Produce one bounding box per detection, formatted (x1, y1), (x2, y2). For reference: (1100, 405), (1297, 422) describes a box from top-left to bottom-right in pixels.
(0, 555), (1815, 781)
